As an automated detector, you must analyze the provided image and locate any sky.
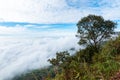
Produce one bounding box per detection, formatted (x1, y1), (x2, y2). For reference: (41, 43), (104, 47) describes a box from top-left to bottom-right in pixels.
(0, 0), (120, 80)
(0, 0), (120, 23)
(0, 0), (120, 34)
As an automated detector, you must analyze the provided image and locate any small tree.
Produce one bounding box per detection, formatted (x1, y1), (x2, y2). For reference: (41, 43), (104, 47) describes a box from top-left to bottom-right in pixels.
(48, 51), (72, 80)
(48, 51), (70, 74)
(77, 14), (116, 52)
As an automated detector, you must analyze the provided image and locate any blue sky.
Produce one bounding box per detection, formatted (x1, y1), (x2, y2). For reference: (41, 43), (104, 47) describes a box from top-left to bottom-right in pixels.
(0, 0), (120, 34)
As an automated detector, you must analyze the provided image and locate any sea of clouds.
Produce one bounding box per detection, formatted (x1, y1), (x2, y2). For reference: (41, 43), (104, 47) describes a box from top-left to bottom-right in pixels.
(0, 26), (80, 80)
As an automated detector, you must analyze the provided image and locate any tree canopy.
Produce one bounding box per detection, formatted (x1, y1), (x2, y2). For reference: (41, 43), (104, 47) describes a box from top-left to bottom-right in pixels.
(77, 14), (116, 52)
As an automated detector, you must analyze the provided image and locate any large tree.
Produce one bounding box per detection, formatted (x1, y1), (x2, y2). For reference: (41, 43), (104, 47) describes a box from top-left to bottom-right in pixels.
(77, 14), (116, 52)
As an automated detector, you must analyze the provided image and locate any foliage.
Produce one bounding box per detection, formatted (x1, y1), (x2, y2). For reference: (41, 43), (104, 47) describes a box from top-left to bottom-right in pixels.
(12, 66), (55, 80)
(92, 36), (120, 79)
(77, 14), (116, 52)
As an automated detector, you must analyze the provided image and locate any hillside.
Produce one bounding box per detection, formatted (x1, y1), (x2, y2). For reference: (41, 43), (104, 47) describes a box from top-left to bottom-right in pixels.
(11, 35), (120, 80)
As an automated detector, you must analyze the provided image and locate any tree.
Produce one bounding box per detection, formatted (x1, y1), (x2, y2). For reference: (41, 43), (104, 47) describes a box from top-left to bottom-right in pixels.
(48, 51), (70, 74)
(48, 51), (70, 67)
(48, 51), (72, 80)
(77, 14), (116, 52)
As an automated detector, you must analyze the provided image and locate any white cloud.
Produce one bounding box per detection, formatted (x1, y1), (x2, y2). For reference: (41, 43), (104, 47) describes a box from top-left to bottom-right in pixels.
(0, 0), (120, 23)
(0, 26), (27, 34)
(0, 24), (76, 37)
(0, 32), (80, 80)
(0, 23), (80, 80)
(0, 0), (68, 23)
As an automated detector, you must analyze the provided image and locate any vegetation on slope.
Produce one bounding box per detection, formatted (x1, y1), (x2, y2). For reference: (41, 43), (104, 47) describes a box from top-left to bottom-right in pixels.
(12, 15), (120, 80)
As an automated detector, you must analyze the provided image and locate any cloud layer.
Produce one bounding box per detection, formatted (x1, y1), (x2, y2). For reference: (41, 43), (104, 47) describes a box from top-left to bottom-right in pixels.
(0, 23), (80, 80)
(0, 32), (80, 80)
